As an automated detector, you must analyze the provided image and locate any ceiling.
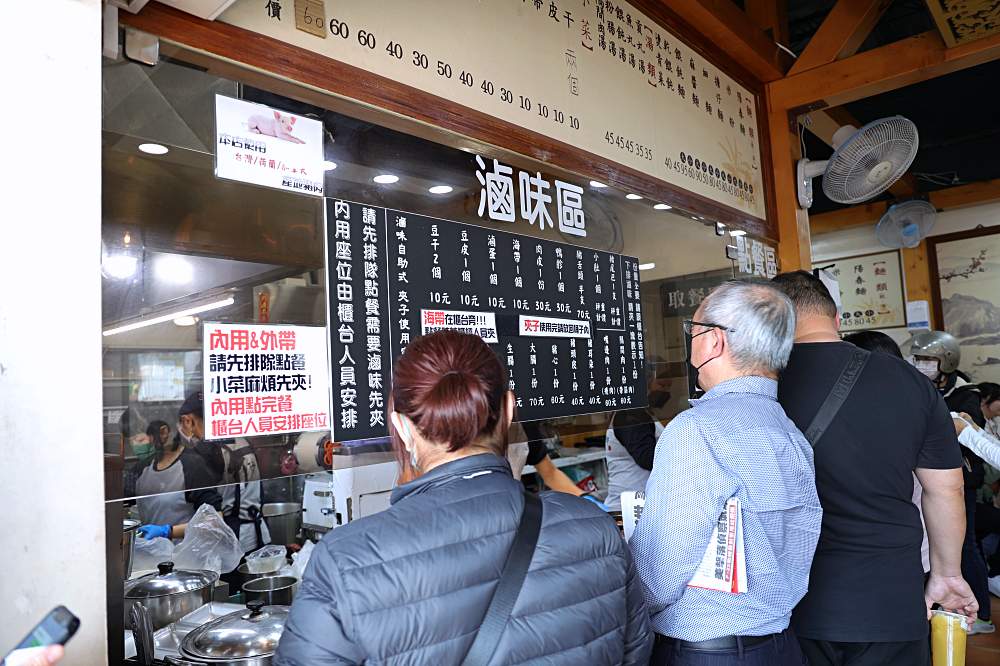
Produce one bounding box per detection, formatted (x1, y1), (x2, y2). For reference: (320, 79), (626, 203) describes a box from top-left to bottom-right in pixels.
(736, 0), (1000, 215)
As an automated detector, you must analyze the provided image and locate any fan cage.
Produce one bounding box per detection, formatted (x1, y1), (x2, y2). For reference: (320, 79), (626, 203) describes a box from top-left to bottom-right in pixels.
(875, 200), (937, 249)
(823, 117), (919, 204)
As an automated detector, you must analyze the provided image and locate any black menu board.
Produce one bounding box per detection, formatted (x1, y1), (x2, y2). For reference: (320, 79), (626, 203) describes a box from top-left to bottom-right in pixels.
(327, 199), (647, 442)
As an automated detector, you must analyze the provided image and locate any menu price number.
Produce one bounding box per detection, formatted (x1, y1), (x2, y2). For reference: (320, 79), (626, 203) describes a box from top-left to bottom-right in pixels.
(605, 131), (653, 161)
(478, 84), (580, 131)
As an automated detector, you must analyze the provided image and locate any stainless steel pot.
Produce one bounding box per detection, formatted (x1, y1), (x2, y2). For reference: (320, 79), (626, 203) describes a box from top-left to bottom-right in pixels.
(235, 563), (281, 592)
(123, 519), (141, 579)
(261, 503), (302, 545)
(174, 600), (287, 666)
(242, 576), (297, 606)
(124, 562), (217, 630)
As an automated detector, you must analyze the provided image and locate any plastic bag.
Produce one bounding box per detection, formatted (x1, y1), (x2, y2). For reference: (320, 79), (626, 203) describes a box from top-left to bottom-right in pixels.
(172, 504), (242, 574)
(290, 540), (315, 581)
(132, 537), (174, 574)
(245, 544), (287, 574)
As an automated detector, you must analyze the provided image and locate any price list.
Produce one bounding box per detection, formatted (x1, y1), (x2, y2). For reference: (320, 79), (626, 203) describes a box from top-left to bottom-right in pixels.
(327, 199), (647, 441)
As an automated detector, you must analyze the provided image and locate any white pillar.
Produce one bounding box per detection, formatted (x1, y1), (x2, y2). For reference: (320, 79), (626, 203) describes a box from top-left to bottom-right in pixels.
(0, 1), (107, 664)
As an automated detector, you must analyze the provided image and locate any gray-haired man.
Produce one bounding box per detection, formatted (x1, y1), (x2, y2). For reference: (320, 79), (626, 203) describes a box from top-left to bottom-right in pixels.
(632, 281), (822, 666)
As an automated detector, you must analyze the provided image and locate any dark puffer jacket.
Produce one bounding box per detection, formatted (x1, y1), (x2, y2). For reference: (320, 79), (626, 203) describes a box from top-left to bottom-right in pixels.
(275, 454), (652, 665)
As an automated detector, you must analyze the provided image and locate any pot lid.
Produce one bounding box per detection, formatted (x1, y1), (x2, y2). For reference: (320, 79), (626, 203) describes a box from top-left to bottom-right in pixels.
(180, 601), (287, 660)
(124, 562), (215, 599)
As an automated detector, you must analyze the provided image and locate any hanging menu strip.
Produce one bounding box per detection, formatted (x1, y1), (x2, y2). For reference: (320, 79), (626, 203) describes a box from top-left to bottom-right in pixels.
(327, 199), (647, 441)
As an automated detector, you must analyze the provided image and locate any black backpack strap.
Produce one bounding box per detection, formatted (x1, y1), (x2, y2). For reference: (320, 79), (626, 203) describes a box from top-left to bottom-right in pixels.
(462, 491), (543, 666)
(804, 348), (870, 447)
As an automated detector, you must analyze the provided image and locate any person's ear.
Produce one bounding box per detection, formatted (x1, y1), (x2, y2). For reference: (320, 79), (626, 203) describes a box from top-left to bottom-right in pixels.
(391, 411), (413, 449)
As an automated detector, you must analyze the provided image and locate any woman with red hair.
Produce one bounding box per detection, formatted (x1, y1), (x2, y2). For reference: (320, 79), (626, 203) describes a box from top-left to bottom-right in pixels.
(276, 330), (652, 665)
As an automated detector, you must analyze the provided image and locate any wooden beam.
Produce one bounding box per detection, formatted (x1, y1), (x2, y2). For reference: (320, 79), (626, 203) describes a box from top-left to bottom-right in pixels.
(809, 177), (1000, 234)
(769, 29), (1000, 110)
(788, 0), (893, 75)
(902, 241), (935, 324)
(658, 0), (792, 82)
(744, 0), (789, 46)
(766, 94), (811, 270)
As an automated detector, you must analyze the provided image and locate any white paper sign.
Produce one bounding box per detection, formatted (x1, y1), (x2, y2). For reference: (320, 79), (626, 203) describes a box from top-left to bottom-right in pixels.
(203, 323), (331, 440)
(907, 300), (930, 330)
(420, 309), (498, 343)
(815, 251), (907, 331)
(518, 315), (591, 339)
(215, 94), (324, 196)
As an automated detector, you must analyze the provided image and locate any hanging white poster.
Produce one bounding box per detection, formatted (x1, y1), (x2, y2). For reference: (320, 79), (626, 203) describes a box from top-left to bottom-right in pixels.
(203, 323), (331, 440)
(214, 94), (325, 196)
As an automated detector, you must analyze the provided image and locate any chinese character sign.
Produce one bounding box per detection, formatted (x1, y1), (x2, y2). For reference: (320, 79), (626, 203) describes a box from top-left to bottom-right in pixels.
(814, 250), (906, 332)
(215, 95), (324, 196)
(203, 323), (331, 440)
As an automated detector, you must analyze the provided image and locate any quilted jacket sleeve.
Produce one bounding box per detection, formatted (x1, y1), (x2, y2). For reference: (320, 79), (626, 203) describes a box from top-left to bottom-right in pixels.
(622, 544), (654, 666)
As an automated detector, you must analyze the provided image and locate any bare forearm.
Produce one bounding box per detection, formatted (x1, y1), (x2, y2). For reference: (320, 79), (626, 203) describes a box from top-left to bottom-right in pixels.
(918, 470), (966, 576)
(536, 458), (584, 496)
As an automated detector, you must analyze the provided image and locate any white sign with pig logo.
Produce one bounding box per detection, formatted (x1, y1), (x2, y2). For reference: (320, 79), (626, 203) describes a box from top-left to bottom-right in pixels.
(215, 94), (324, 196)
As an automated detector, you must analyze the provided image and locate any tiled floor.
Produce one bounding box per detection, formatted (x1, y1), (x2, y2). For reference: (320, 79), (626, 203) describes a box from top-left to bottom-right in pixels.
(968, 595), (1000, 666)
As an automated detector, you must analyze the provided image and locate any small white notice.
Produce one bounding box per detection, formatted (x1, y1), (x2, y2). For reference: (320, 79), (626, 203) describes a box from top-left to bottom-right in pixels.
(215, 94), (324, 196)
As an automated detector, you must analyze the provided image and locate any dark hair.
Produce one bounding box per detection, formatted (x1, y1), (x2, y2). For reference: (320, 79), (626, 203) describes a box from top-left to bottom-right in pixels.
(771, 270), (838, 318)
(843, 330), (903, 358)
(978, 382), (1000, 404)
(389, 331), (509, 469)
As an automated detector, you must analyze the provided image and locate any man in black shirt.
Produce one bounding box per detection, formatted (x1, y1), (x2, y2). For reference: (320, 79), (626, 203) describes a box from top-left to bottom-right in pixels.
(772, 271), (975, 666)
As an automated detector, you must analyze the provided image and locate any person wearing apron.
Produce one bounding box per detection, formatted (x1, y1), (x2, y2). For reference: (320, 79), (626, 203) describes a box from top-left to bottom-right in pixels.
(605, 410), (664, 511)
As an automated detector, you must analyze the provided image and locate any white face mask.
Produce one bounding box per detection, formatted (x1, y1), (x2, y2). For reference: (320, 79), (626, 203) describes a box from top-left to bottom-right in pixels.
(911, 358), (939, 380)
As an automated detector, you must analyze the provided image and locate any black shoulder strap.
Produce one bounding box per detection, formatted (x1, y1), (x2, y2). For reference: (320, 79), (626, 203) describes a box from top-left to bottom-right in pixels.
(804, 348), (871, 447)
(462, 491), (543, 666)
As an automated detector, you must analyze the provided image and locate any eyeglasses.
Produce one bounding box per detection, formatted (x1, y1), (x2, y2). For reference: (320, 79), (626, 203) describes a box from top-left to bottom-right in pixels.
(682, 320), (734, 336)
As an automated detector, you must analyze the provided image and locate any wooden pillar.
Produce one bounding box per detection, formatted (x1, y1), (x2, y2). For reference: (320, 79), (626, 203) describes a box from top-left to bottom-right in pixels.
(766, 94), (811, 271)
(902, 241), (935, 324)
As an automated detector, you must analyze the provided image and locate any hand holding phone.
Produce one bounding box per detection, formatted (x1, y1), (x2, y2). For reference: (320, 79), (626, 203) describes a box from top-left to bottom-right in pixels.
(2, 606), (78, 666)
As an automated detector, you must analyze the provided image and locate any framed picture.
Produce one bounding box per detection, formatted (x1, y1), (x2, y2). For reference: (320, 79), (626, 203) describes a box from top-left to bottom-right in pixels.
(929, 226), (1000, 383)
(813, 250), (907, 332)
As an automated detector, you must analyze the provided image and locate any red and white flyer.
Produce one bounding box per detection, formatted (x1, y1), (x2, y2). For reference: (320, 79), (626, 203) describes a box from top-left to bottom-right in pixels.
(203, 323), (330, 440)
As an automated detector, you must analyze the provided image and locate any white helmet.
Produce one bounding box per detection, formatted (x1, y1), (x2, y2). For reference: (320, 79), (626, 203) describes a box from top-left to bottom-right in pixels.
(908, 330), (961, 374)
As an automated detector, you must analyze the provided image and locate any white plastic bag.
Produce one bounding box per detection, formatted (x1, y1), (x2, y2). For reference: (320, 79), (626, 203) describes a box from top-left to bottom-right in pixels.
(245, 544), (287, 574)
(172, 504), (242, 574)
(132, 537), (174, 574)
(290, 540), (315, 581)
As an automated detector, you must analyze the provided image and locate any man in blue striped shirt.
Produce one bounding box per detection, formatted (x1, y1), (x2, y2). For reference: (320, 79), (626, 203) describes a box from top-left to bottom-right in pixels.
(631, 281), (822, 666)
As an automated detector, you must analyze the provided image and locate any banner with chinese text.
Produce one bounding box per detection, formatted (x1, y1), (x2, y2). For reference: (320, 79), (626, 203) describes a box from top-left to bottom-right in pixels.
(814, 251), (906, 332)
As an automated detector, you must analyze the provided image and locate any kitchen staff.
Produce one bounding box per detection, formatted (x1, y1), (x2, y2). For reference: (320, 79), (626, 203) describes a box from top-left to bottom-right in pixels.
(136, 419), (222, 541)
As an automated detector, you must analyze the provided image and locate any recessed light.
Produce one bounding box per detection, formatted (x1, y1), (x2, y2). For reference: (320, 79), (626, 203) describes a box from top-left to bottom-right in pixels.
(103, 254), (138, 280)
(729, 229), (747, 237)
(138, 143), (169, 155)
(323, 160), (338, 171)
(638, 263), (656, 271)
(173, 315), (197, 327)
(626, 194), (643, 200)
(373, 174), (399, 184)
(156, 255), (194, 285)
(428, 185), (453, 194)
(653, 203), (672, 210)
(589, 181), (608, 188)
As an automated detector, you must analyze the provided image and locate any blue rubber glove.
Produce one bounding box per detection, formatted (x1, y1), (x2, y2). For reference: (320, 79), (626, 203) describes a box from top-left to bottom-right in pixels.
(138, 524), (171, 540)
(580, 494), (611, 512)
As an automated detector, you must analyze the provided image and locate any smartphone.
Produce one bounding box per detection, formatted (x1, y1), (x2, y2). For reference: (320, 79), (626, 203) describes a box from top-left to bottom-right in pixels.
(3, 606), (79, 663)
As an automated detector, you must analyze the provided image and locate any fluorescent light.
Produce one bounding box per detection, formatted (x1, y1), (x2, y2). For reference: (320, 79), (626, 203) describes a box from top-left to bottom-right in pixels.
(626, 194), (643, 200)
(138, 143), (169, 155)
(373, 174), (399, 184)
(155, 255), (194, 285)
(323, 160), (338, 171)
(638, 263), (656, 271)
(428, 185), (453, 194)
(173, 315), (197, 327)
(103, 297), (235, 337)
(653, 203), (672, 210)
(729, 229), (747, 237)
(589, 180), (608, 188)
(103, 254), (138, 280)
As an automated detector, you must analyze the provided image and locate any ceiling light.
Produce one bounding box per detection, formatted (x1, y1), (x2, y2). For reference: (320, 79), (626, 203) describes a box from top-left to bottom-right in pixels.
(626, 194), (643, 200)
(653, 203), (672, 210)
(138, 143), (169, 155)
(103, 297), (235, 337)
(638, 263), (656, 271)
(428, 185), (453, 194)
(729, 229), (747, 237)
(323, 160), (338, 171)
(373, 174), (399, 184)
(173, 315), (197, 327)
(589, 181), (608, 188)
(103, 254), (138, 280)
(155, 255), (194, 285)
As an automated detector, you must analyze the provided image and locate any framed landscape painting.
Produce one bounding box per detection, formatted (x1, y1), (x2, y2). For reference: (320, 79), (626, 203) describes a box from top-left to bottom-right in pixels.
(929, 226), (1000, 383)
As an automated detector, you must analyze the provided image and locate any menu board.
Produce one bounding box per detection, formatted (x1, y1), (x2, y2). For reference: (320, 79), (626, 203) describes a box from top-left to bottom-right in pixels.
(814, 250), (907, 332)
(327, 199), (647, 442)
(220, 0), (765, 219)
